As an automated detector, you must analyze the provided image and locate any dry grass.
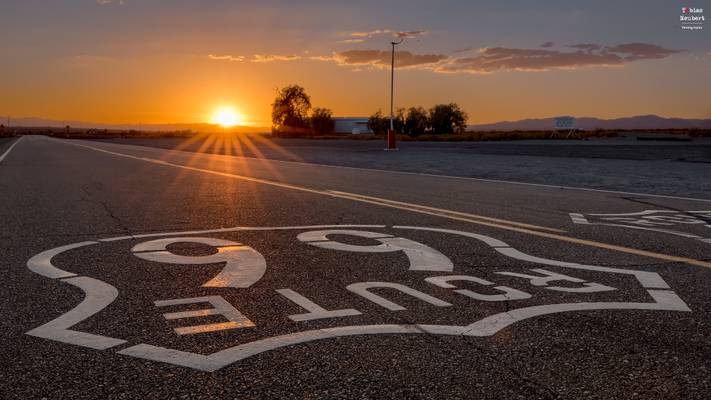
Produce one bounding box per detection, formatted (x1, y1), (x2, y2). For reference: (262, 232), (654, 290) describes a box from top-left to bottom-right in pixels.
(6, 127), (710, 141)
(0, 129), (15, 138)
(5, 127), (268, 140)
(275, 128), (711, 141)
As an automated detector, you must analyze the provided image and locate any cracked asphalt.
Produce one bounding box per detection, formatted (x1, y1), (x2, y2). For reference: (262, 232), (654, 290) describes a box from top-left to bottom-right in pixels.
(1, 135), (710, 399)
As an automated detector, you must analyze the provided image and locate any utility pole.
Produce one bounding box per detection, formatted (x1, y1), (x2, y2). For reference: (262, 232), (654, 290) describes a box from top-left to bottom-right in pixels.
(386, 38), (403, 151)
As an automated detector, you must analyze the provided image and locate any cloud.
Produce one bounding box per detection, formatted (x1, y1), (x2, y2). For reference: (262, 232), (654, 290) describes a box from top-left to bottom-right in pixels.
(438, 47), (621, 73)
(569, 43), (602, 51)
(344, 29), (427, 41)
(540, 41), (555, 48)
(317, 50), (447, 69)
(350, 29), (392, 39)
(208, 54), (300, 63)
(209, 42), (680, 73)
(336, 39), (366, 44)
(208, 54), (244, 62)
(437, 43), (682, 73)
(309, 55), (333, 62)
(395, 30), (428, 38)
(250, 54), (300, 63)
(452, 46), (474, 54)
(604, 43), (682, 61)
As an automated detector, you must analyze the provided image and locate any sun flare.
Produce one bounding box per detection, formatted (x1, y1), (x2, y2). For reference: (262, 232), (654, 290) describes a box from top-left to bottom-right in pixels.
(210, 106), (243, 127)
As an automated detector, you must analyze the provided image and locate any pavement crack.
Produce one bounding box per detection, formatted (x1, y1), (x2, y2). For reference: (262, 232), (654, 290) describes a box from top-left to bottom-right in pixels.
(462, 335), (567, 400)
(79, 182), (134, 236)
(395, 310), (563, 399)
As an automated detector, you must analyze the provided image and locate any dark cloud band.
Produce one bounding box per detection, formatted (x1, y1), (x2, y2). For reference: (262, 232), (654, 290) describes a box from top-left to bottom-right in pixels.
(212, 43), (681, 73)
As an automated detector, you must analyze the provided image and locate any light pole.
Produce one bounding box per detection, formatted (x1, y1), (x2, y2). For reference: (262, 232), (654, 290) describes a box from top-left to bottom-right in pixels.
(386, 38), (403, 150)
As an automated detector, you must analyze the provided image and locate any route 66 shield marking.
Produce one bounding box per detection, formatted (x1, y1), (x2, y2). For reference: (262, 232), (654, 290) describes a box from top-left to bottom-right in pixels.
(26, 225), (690, 371)
(570, 210), (711, 243)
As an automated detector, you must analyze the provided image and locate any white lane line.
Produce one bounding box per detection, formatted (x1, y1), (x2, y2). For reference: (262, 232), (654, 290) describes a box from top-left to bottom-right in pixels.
(0, 136), (23, 164)
(73, 137), (711, 203)
(56, 138), (564, 235)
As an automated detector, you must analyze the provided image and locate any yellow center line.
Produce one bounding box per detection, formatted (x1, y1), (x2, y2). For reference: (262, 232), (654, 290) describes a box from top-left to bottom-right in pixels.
(59, 138), (711, 270)
(327, 190), (566, 233)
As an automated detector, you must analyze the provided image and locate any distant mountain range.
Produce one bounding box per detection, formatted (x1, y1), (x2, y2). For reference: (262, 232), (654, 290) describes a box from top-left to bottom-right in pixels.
(5, 114), (711, 132)
(468, 115), (711, 131)
(4, 117), (269, 133)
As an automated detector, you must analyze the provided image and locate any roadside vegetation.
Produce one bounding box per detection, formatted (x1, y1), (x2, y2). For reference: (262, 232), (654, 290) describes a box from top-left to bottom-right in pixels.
(9, 126), (711, 142)
(267, 128), (710, 141)
(270, 85), (335, 137)
(367, 104), (468, 136)
(269, 84), (470, 138)
(5, 83), (711, 141)
(0, 125), (15, 138)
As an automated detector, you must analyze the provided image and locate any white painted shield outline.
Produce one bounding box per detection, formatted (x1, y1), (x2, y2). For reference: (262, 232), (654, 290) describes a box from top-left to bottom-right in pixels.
(26, 224), (691, 372)
(570, 210), (711, 244)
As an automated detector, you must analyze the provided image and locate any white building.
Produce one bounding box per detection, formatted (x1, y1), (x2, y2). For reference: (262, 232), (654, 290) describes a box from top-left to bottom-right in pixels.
(333, 117), (372, 134)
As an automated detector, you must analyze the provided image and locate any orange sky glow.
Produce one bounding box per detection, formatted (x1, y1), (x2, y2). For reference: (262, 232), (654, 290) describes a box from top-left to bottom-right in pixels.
(1, 1), (709, 127)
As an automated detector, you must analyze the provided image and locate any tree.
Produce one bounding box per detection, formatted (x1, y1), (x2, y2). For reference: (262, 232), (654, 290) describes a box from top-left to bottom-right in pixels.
(367, 109), (405, 134)
(310, 107), (335, 135)
(392, 108), (405, 134)
(367, 110), (389, 134)
(404, 107), (429, 136)
(429, 103), (468, 134)
(271, 85), (311, 136)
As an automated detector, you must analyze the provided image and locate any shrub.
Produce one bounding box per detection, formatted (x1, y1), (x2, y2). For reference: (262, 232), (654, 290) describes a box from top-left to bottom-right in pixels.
(404, 107), (429, 136)
(367, 109), (405, 134)
(367, 110), (389, 135)
(310, 107), (335, 135)
(429, 103), (468, 134)
(271, 85), (311, 137)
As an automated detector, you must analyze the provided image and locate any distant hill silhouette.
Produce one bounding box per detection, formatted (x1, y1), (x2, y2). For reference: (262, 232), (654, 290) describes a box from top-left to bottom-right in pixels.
(469, 115), (711, 131)
(6, 117), (269, 133)
(7, 114), (711, 133)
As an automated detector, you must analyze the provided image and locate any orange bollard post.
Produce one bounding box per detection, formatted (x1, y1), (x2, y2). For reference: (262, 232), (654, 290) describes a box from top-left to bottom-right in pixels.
(385, 129), (398, 151)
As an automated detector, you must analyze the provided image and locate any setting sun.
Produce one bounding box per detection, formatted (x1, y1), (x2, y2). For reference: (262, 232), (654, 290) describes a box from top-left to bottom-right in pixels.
(210, 106), (243, 127)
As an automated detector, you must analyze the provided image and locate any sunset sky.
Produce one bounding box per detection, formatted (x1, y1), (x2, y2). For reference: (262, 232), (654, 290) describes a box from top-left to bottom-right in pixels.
(2, 0), (709, 126)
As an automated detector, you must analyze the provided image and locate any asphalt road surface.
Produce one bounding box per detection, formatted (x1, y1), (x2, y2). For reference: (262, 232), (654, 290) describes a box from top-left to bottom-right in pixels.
(2, 135), (711, 399)
(97, 136), (711, 199)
